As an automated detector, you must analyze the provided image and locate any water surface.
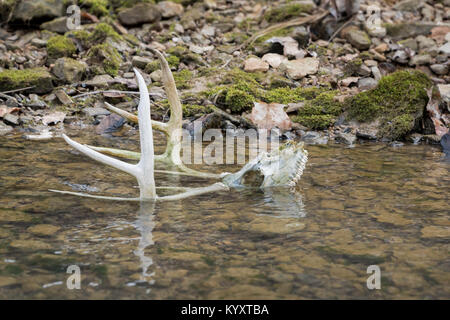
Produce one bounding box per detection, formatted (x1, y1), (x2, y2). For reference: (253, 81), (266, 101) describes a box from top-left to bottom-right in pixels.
(0, 130), (449, 299)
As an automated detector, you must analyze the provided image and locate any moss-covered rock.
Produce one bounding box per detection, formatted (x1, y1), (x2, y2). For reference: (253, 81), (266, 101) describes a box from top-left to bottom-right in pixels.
(167, 45), (204, 65)
(264, 2), (315, 23)
(87, 43), (122, 76)
(46, 35), (77, 60)
(90, 22), (122, 43)
(78, 0), (109, 16)
(173, 69), (193, 89)
(292, 90), (343, 130)
(52, 57), (88, 83)
(346, 70), (433, 140)
(182, 104), (212, 117)
(0, 68), (54, 94)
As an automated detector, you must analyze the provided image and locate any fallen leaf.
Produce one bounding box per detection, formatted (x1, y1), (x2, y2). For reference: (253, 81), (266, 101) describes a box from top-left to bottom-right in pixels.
(0, 106), (20, 118)
(250, 102), (292, 131)
(426, 88), (448, 138)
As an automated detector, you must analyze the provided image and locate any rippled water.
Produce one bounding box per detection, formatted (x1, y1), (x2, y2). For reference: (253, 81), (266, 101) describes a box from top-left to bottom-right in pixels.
(0, 129), (449, 299)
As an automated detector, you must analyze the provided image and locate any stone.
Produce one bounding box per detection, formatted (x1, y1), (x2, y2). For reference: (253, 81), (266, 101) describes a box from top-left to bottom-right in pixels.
(279, 57), (319, 80)
(438, 42), (450, 55)
(243, 57), (269, 72)
(385, 22), (437, 40)
(430, 64), (448, 75)
(157, 1), (184, 18)
(409, 54), (432, 66)
(31, 38), (47, 48)
(131, 56), (152, 69)
(42, 111), (65, 125)
(358, 77), (378, 91)
(201, 25), (216, 38)
(9, 239), (52, 250)
(262, 53), (288, 69)
(335, 132), (356, 145)
(83, 107), (110, 117)
(0, 122), (13, 135)
(11, 0), (63, 23)
(84, 74), (113, 88)
(52, 57), (88, 83)
(416, 35), (435, 51)
(3, 113), (19, 126)
(342, 26), (371, 50)
(40, 17), (69, 34)
(0, 67), (53, 94)
(150, 70), (162, 82)
(394, 0), (425, 11)
(27, 224), (60, 236)
(374, 43), (389, 53)
(118, 3), (161, 26)
(438, 84), (450, 105)
(0, 276), (16, 288)
(55, 90), (72, 106)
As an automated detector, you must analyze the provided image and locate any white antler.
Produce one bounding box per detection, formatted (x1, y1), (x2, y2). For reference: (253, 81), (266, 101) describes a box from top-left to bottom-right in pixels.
(60, 69), (156, 200)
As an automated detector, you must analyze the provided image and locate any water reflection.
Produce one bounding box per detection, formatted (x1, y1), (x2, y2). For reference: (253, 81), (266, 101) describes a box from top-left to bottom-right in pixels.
(133, 201), (156, 288)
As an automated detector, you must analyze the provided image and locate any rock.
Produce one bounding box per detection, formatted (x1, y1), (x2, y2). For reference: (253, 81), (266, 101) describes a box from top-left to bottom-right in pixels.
(340, 77), (358, 87)
(243, 57), (269, 72)
(279, 57), (319, 80)
(438, 84), (450, 106)
(131, 56), (152, 69)
(266, 37), (304, 59)
(430, 64), (448, 75)
(0, 67), (53, 94)
(416, 35), (435, 51)
(358, 77), (378, 91)
(52, 57), (88, 83)
(394, 0), (425, 11)
(201, 25), (216, 38)
(335, 132), (356, 145)
(150, 70), (162, 82)
(342, 26), (371, 50)
(11, 0), (63, 23)
(31, 38), (47, 48)
(95, 114), (125, 134)
(27, 224), (60, 236)
(441, 133), (450, 154)
(55, 90), (72, 105)
(286, 102), (305, 113)
(438, 42), (450, 55)
(246, 216), (305, 235)
(356, 122), (379, 140)
(409, 54), (432, 66)
(385, 22), (437, 39)
(374, 43), (389, 53)
(301, 131), (328, 144)
(118, 3), (161, 26)
(0, 122), (13, 135)
(399, 38), (418, 51)
(3, 113), (19, 126)
(157, 1), (184, 18)
(261, 53), (288, 68)
(83, 107), (110, 117)
(84, 74), (113, 88)
(40, 17), (69, 34)
(42, 111), (65, 125)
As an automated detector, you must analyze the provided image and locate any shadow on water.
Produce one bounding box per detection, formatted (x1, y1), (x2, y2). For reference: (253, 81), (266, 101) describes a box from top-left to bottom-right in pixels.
(0, 131), (449, 299)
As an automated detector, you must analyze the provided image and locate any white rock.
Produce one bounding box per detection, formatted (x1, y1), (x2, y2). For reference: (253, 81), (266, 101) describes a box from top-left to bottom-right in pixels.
(261, 53), (287, 68)
(438, 42), (450, 55)
(279, 58), (319, 80)
(244, 57), (269, 72)
(157, 1), (184, 18)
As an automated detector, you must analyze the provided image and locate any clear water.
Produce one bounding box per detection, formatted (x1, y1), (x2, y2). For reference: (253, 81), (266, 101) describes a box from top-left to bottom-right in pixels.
(0, 130), (449, 299)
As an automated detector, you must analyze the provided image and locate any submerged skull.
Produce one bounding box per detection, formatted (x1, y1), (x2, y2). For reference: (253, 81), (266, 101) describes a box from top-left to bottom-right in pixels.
(222, 141), (308, 188)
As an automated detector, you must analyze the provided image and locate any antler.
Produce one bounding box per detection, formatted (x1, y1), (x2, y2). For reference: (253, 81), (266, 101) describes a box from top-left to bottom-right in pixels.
(52, 68), (228, 201)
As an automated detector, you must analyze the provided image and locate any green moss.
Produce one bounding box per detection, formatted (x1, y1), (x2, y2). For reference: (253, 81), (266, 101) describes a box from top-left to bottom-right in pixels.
(167, 45), (204, 65)
(87, 43), (122, 76)
(254, 27), (293, 44)
(293, 114), (335, 130)
(225, 88), (255, 113)
(298, 91), (342, 116)
(90, 22), (122, 43)
(145, 60), (159, 74)
(0, 67), (54, 94)
(344, 58), (363, 76)
(173, 69), (193, 89)
(182, 104), (212, 117)
(346, 69), (433, 140)
(167, 55), (180, 69)
(79, 0), (109, 16)
(47, 35), (76, 59)
(2, 264), (23, 275)
(264, 3), (314, 22)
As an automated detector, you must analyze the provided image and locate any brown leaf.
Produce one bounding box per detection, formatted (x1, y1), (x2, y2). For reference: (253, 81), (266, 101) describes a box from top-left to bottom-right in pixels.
(250, 102), (292, 131)
(426, 88), (449, 138)
(0, 106), (20, 118)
